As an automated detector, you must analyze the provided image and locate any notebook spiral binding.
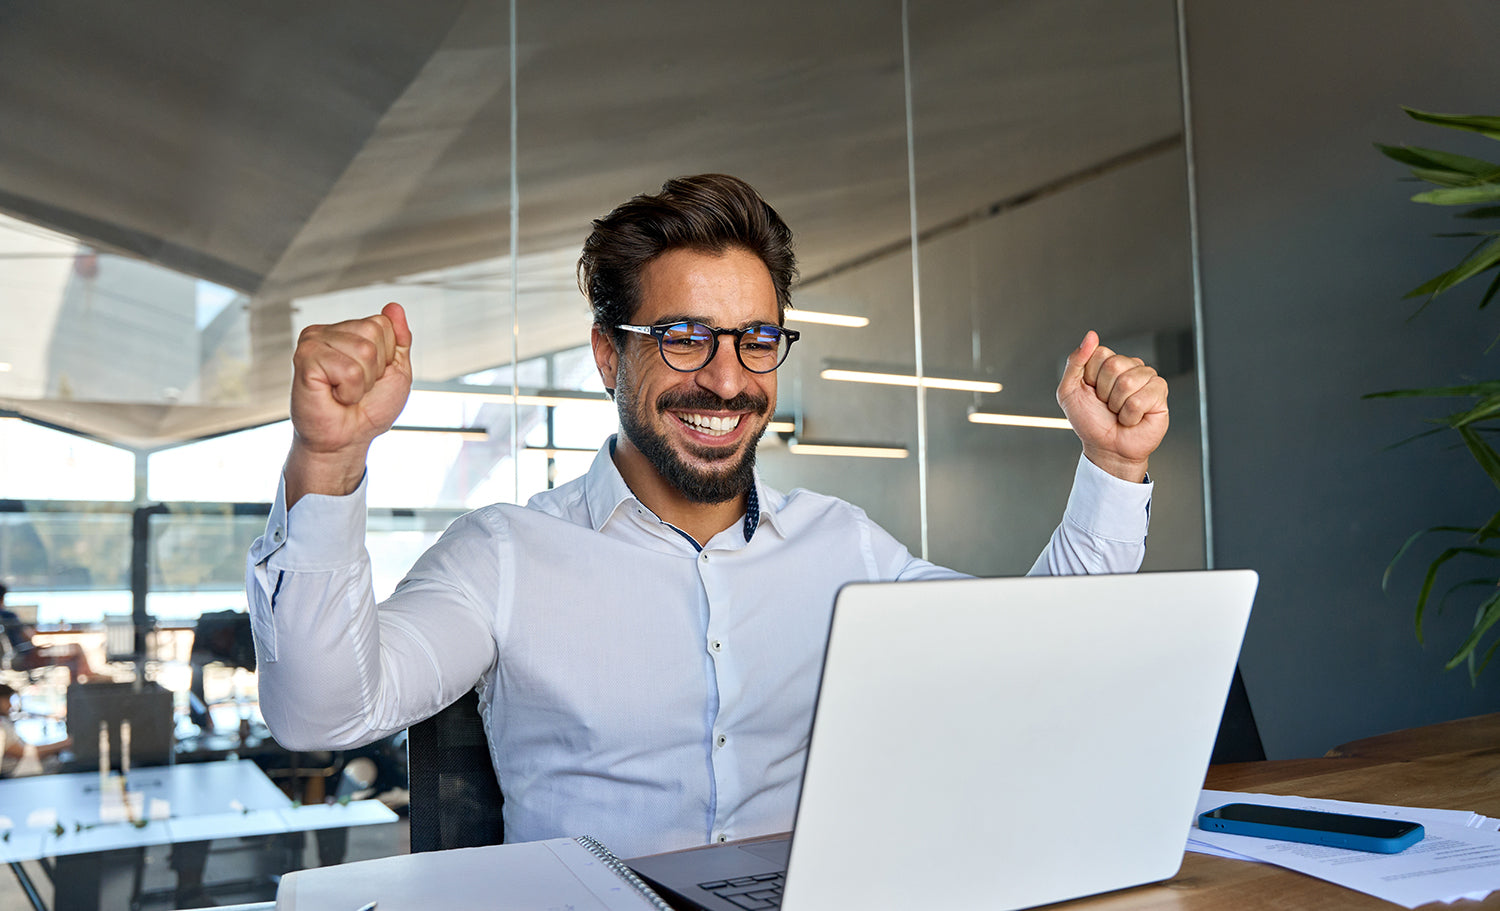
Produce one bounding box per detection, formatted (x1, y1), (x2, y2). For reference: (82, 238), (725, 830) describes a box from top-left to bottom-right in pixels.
(575, 835), (675, 911)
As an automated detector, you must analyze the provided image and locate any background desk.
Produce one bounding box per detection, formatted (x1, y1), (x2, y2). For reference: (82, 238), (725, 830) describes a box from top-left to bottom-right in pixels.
(1067, 713), (1500, 909)
(0, 759), (396, 910)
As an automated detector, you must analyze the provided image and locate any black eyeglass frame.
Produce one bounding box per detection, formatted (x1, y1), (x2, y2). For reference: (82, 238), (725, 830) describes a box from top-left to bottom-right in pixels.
(616, 321), (800, 374)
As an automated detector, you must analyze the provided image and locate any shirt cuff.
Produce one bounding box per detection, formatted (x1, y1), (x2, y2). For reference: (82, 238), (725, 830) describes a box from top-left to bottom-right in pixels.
(250, 472), (370, 571)
(1063, 454), (1153, 543)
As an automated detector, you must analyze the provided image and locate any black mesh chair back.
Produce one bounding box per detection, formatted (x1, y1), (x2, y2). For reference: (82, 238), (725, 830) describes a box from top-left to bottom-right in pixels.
(407, 688), (506, 852)
(1210, 666), (1265, 763)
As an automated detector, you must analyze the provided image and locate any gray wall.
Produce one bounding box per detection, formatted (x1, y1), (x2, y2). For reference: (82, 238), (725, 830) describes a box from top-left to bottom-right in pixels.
(759, 148), (1205, 578)
(1186, 0), (1500, 757)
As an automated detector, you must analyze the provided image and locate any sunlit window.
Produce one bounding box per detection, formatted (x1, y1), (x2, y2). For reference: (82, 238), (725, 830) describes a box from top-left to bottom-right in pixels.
(0, 418), (134, 501)
(147, 423), (292, 503)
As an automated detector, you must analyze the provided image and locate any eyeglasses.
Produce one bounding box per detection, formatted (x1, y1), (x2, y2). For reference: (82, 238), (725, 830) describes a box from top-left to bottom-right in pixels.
(617, 320), (800, 374)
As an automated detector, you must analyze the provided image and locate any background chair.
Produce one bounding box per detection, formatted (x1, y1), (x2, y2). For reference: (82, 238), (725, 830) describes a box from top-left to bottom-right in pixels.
(407, 688), (505, 852)
(1210, 667), (1265, 763)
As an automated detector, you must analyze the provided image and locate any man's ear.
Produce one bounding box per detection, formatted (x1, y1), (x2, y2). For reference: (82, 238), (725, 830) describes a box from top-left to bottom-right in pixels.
(590, 324), (619, 398)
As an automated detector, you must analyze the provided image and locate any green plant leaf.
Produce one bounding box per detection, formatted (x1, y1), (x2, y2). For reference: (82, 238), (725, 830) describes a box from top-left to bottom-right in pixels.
(1411, 184), (1500, 206)
(1378, 425), (1450, 452)
(1480, 270), (1500, 310)
(1459, 425), (1500, 491)
(1472, 625), (1500, 682)
(1384, 525), (1485, 593)
(1404, 108), (1500, 141)
(1376, 143), (1500, 177)
(1477, 508), (1500, 541)
(1458, 205), (1500, 220)
(1402, 236), (1500, 299)
(1414, 545), (1500, 640)
(1437, 578), (1496, 615)
(1445, 588), (1500, 672)
(1411, 167), (1500, 189)
(1446, 395), (1500, 429)
(1365, 381), (1500, 399)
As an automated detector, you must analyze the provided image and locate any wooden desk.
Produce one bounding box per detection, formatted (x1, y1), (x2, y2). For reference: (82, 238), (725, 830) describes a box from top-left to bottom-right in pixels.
(1061, 715), (1500, 909)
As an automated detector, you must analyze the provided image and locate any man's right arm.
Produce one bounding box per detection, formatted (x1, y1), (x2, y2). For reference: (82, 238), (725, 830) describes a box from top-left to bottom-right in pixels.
(246, 303), (496, 750)
(246, 473), (498, 751)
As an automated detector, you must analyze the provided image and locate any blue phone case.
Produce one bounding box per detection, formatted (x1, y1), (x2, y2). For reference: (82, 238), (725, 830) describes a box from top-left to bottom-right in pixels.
(1198, 805), (1424, 854)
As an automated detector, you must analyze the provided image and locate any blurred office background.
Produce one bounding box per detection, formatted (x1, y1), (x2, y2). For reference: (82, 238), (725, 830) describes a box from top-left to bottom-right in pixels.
(0, 0), (1498, 907)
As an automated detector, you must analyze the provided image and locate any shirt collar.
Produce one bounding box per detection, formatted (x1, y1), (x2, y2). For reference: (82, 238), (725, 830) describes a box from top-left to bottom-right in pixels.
(585, 434), (772, 543)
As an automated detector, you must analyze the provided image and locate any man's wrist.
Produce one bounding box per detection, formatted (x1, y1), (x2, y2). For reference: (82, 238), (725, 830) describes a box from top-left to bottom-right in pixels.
(1081, 447), (1149, 484)
(284, 441), (370, 508)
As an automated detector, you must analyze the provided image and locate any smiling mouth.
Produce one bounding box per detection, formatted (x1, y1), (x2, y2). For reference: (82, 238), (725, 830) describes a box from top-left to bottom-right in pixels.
(675, 412), (743, 437)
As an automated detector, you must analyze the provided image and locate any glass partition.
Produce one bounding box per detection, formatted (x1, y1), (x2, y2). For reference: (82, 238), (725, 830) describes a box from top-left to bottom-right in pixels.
(0, 1), (1204, 903)
(510, 0), (925, 547)
(906, 0), (1206, 573)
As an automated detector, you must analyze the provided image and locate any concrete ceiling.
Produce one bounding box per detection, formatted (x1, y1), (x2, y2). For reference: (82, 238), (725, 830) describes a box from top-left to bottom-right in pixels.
(0, 0), (1183, 448)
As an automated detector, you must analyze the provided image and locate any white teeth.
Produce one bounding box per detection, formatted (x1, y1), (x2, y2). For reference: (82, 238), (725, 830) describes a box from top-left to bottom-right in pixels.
(681, 413), (742, 436)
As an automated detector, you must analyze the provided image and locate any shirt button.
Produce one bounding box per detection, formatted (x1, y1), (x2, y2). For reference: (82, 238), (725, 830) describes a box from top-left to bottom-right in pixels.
(701, 552), (710, 562)
(272, 527), (284, 544)
(717, 834), (729, 843)
(710, 639), (723, 653)
(716, 734), (727, 748)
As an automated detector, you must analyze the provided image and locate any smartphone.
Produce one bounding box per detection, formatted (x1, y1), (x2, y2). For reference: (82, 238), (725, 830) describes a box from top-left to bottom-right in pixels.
(1198, 803), (1424, 853)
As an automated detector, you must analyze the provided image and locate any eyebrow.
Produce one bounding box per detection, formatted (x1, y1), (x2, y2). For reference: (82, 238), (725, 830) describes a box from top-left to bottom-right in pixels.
(644, 314), (780, 329)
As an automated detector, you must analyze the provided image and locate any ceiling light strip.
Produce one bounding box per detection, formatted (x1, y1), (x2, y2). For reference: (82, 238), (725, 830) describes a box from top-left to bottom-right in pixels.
(967, 412), (1073, 430)
(391, 425), (490, 441)
(787, 440), (909, 459)
(783, 310), (870, 328)
(820, 368), (1002, 394)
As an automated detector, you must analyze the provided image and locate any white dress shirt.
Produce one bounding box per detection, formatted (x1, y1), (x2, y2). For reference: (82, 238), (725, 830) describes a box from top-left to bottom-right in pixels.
(246, 438), (1151, 857)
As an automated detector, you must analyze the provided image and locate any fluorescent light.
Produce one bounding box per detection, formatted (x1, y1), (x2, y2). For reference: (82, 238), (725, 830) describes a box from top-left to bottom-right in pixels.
(787, 439), (908, 459)
(0, 362), (12, 372)
(784, 310), (870, 328)
(410, 383), (614, 409)
(820, 368), (1002, 394)
(391, 425), (490, 441)
(766, 420), (796, 434)
(968, 411), (1073, 430)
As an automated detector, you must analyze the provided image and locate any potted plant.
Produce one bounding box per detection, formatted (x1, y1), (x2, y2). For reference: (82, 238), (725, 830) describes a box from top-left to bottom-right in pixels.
(1371, 108), (1500, 682)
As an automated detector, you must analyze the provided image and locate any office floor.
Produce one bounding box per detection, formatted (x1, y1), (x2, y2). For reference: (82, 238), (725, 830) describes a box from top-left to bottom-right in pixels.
(0, 814), (410, 910)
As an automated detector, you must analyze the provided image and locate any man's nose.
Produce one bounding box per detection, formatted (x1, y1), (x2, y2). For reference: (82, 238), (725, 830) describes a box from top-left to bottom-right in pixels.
(694, 337), (749, 400)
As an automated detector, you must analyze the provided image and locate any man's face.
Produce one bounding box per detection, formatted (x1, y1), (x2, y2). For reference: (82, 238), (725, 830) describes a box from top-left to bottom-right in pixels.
(594, 246), (780, 504)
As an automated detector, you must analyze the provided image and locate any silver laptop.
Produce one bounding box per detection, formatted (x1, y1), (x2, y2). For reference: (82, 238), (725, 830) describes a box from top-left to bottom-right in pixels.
(629, 570), (1258, 911)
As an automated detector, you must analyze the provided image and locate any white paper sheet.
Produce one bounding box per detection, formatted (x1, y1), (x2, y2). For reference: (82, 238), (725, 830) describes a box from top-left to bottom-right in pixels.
(1189, 790), (1500, 908)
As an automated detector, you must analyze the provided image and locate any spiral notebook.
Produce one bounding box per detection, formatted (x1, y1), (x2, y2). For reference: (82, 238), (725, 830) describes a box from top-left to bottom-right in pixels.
(629, 570), (1259, 911)
(275, 835), (671, 911)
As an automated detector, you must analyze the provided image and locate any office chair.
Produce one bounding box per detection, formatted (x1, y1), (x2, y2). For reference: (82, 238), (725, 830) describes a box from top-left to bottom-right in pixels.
(1209, 667), (1266, 763)
(407, 688), (506, 852)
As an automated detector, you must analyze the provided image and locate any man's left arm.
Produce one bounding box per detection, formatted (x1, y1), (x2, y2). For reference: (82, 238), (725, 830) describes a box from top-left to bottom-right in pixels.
(1031, 331), (1168, 576)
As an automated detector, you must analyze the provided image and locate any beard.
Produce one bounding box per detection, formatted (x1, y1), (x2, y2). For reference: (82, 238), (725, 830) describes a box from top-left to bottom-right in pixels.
(614, 366), (769, 505)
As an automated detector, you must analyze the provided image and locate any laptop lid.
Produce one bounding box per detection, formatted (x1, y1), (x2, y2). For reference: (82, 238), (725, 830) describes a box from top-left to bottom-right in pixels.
(780, 569), (1258, 911)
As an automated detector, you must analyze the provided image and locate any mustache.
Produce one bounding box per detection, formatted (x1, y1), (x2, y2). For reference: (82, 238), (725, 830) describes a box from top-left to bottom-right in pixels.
(655, 389), (770, 415)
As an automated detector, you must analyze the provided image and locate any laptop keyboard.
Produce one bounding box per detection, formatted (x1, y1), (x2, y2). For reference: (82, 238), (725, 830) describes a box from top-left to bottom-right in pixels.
(697, 872), (784, 909)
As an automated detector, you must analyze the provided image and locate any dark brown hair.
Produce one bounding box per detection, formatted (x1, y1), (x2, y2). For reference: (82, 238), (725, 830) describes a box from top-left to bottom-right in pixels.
(578, 174), (798, 343)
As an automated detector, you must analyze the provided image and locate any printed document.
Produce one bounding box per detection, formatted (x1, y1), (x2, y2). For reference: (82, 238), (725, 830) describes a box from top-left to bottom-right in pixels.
(1190, 789), (1500, 908)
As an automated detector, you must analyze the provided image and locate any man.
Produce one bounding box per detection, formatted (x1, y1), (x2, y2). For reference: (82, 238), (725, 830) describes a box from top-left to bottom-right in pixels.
(0, 583), (101, 683)
(247, 174), (1167, 857)
(0, 683), (72, 777)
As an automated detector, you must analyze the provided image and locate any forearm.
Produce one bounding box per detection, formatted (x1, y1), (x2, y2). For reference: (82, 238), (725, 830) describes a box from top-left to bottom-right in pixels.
(246, 476), (496, 750)
(1029, 454), (1152, 576)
